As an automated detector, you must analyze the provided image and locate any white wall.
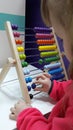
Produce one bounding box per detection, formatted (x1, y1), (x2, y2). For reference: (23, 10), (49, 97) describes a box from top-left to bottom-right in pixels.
(0, 0), (25, 15)
(0, 0), (25, 67)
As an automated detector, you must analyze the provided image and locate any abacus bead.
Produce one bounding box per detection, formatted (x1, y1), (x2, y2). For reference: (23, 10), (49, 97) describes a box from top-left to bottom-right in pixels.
(21, 47), (24, 52)
(40, 51), (58, 58)
(15, 39), (19, 44)
(21, 62), (25, 67)
(15, 25), (18, 30)
(23, 70), (27, 75)
(29, 94), (33, 99)
(15, 39), (23, 44)
(19, 54), (26, 60)
(17, 47), (24, 52)
(14, 24), (18, 30)
(31, 83), (36, 89)
(27, 86), (31, 91)
(17, 32), (20, 37)
(27, 69), (30, 74)
(44, 56), (60, 63)
(28, 77), (32, 82)
(15, 39), (18, 44)
(24, 69), (30, 75)
(21, 61), (28, 67)
(22, 54), (26, 60)
(11, 24), (15, 30)
(19, 54), (23, 59)
(38, 59), (43, 64)
(13, 32), (16, 37)
(25, 77), (29, 83)
(17, 47), (21, 52)
(11, 24), (18, 30)
(23, 61), (28, 67)
(14, 32), (20, 37)
(18, 40), (23, 44)
(19, 54), (22, 59)
(51, 74), (65, 81)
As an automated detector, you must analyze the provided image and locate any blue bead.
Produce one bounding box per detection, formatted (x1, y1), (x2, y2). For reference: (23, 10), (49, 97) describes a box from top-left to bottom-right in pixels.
(24, 69), (30, 75)
(24, 70), (27, 75)
(28, 77), (32, 82)
(31, 83), (36, 89)
(27, 69), (30, 74)
(24, 69), (30, 74)
(25, 77), (29, 83)
(27, 86), (31, 91)
(51, 74), (65, 81)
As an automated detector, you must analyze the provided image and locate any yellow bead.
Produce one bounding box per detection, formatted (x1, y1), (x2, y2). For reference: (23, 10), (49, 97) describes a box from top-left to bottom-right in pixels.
(17, 46), (24, 52)
(20, 47), (24, 52)
(38, 45), (57, 51)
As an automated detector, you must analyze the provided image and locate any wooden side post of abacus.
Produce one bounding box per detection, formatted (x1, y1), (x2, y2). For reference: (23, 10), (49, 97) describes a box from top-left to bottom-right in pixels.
(0, 57), (16, 85)
(5, 21), (30, 104)
(52, 27), (68, 80)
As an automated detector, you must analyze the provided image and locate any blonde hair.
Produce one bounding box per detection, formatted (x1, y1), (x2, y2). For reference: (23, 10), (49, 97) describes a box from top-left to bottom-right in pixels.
(41, 0), (73, 79)
(41, 0), (73, 28)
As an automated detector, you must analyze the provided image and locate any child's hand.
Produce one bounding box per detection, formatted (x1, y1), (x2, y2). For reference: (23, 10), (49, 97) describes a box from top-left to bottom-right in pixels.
(9, 100), (31, 120)
(34, 73), (52, 93)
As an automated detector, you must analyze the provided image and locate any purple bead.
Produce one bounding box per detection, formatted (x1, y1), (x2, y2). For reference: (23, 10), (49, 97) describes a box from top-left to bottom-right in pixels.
(11, 24), (15, 30)
(15, 24), (18, 30)
(11, 24), (18, 30)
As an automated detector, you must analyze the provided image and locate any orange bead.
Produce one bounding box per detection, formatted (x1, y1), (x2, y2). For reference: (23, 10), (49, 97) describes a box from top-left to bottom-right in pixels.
(15, 39), (23, 44)
(36, 40), (55, 45)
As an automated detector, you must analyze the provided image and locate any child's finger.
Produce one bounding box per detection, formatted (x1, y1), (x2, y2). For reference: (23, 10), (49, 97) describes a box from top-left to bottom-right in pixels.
(43, 73), (52, 78)
(34, 87), (44, 92)
(10, 107), (16, 113)
(34, 79), (44, 85)
(36, 74), (46, 80)
(9, 113), (16, 120)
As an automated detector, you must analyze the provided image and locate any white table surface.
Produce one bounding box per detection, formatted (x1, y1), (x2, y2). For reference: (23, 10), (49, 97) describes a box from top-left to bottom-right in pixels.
(0, 65), (55, 130)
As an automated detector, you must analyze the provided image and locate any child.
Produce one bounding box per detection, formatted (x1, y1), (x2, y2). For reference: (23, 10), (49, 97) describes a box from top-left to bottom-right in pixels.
(9, 0), (73, 129)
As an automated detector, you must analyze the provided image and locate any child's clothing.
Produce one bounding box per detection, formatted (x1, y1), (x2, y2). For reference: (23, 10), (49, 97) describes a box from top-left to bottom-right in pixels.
(17, 80), (73, 130)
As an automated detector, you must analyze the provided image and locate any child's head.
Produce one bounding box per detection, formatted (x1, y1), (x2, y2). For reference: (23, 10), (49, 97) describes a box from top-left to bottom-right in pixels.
(41, 0), (73, 79)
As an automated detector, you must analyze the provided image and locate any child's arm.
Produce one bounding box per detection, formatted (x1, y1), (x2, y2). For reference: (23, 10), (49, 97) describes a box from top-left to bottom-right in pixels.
(49, 80), (72, 101)
(17, 106), (73, 130)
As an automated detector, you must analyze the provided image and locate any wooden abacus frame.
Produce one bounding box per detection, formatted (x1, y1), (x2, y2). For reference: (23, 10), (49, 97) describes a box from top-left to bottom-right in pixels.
(52, 27), (68, 80)
(0, 21), (30, 104)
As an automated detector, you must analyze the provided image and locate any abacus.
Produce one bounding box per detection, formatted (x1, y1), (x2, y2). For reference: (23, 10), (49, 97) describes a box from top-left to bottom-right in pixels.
(0, 21), (68, 103)
(10, 23), (68, 95)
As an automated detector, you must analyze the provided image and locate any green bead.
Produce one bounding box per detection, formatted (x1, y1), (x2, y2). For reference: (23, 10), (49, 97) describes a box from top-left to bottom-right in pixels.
(38, 59), (43, 64)
(19, 54), (26, 60)
(22, 54), (26, 60)
(19, 54), (23, 59)
(40, 51), (58, 57)
(21, 61), (28, 67)
(44, 56), (60, 63)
